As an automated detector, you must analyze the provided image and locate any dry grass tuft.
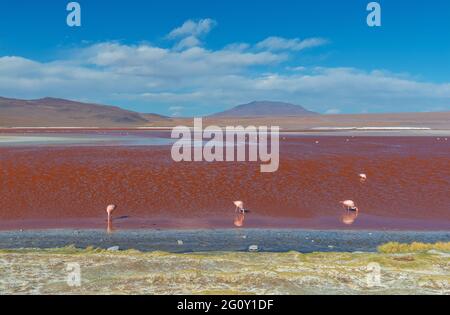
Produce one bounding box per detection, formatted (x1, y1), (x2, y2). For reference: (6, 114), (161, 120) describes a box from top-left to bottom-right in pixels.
(378, 242), (450, 254)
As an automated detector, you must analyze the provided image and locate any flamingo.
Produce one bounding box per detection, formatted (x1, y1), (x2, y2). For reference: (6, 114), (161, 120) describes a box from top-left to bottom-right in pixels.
(359, 173), (367, 183)
(106, 204), (117, 222)
(340, 200), (359, 225)
(233, 201), (245, 213)
(233, 201), (249, 227)
(340, 200), (358, 212)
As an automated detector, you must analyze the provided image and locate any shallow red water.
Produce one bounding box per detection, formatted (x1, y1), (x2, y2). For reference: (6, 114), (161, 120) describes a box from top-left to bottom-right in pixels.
(0, 135), (449, 230)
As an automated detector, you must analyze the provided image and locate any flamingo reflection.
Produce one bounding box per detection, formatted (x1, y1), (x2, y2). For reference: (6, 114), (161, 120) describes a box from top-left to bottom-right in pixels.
(234, 212), (245, 227)
(341, 211), (359, 225)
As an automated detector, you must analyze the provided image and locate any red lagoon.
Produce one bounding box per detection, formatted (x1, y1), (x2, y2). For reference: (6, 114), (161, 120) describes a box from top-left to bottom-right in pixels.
(0, 134), (449, 230)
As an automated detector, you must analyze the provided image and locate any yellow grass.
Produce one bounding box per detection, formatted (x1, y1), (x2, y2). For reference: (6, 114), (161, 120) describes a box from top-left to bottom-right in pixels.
(378, 242), (450, 254)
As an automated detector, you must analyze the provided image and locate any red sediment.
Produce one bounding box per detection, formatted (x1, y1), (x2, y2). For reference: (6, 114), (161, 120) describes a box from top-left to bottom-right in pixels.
(0, 135), (449, 230)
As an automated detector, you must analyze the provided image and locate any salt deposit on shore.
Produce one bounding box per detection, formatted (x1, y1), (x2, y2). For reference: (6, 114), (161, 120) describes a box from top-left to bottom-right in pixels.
(0, 247), (448, 295)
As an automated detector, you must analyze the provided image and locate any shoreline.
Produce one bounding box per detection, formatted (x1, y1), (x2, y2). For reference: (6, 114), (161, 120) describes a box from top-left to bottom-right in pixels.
(1, 228), (448, 253)
(0, 214), (448, 232)
(1, 245), (448, 294)
(1, 126), (450, 133)
(2, 228), (450, 233)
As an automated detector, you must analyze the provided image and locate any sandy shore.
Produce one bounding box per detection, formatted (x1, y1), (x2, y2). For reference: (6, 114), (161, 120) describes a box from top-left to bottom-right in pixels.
(1, 246), (448, 295)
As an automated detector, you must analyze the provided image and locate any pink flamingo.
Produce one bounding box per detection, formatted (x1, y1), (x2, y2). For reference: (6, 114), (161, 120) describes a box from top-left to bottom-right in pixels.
(233, 201), (249, 227)
(359, 173), (367, 183)
(340, 200), (359, 225)
(340, 200), (358, 212)
(234, 201), (245, 213)
(106, 204), (117, 222)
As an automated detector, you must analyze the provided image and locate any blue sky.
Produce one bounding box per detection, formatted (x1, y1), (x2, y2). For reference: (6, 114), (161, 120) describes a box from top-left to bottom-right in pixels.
(0, 0), (449, 116)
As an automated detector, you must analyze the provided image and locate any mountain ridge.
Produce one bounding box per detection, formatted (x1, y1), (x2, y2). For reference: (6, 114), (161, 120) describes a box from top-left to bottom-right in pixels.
(0, 96), (167, 127)
(210, 101), (319, 117)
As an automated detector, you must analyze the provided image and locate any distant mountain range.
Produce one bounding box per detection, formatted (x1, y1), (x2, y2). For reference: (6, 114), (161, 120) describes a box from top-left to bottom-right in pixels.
(211, 101), (318, 117)
(1, 96), (448, 129)
(0, 97), (168, 127)
(0, 97), (318, 127)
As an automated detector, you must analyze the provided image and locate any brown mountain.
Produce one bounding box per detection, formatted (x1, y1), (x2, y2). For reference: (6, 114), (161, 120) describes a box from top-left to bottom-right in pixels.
(0, 97), (168, 127)
(141, 113), (171, 121)
(210, 101), (319, 117)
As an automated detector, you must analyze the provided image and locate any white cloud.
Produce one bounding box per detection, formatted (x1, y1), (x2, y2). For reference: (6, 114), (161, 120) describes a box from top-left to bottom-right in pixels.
(174, 36), (201, 50)
(256, 36), (328, 51)
(286, 65), (306, 72)
(169, 105), (184, 117)
(0, 21), (449, 115)
(325, 108), (341, 115)
(167, 18), (217, 50)
(168, 18), (217, 39)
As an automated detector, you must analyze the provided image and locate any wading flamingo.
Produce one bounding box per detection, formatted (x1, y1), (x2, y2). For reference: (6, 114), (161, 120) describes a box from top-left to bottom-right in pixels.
(340, 200), (359, 225)
(233, 201), (250, 227)
(106, 204), (117, 222)
(106, 204), (117, 234)
(359, 173), (367, 183)
(234, 201), (245, 213)
(340, 200), (358, 212)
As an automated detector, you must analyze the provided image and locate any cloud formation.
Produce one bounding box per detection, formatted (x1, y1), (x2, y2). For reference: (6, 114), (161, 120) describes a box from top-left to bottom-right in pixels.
(0, 18), (448, 115)
(167, 19), (217, 50)
(256, 37), (329, 51)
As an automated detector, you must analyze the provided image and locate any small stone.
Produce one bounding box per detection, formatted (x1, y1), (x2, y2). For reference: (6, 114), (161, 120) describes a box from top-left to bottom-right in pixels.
(248, 245), (259, 252)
